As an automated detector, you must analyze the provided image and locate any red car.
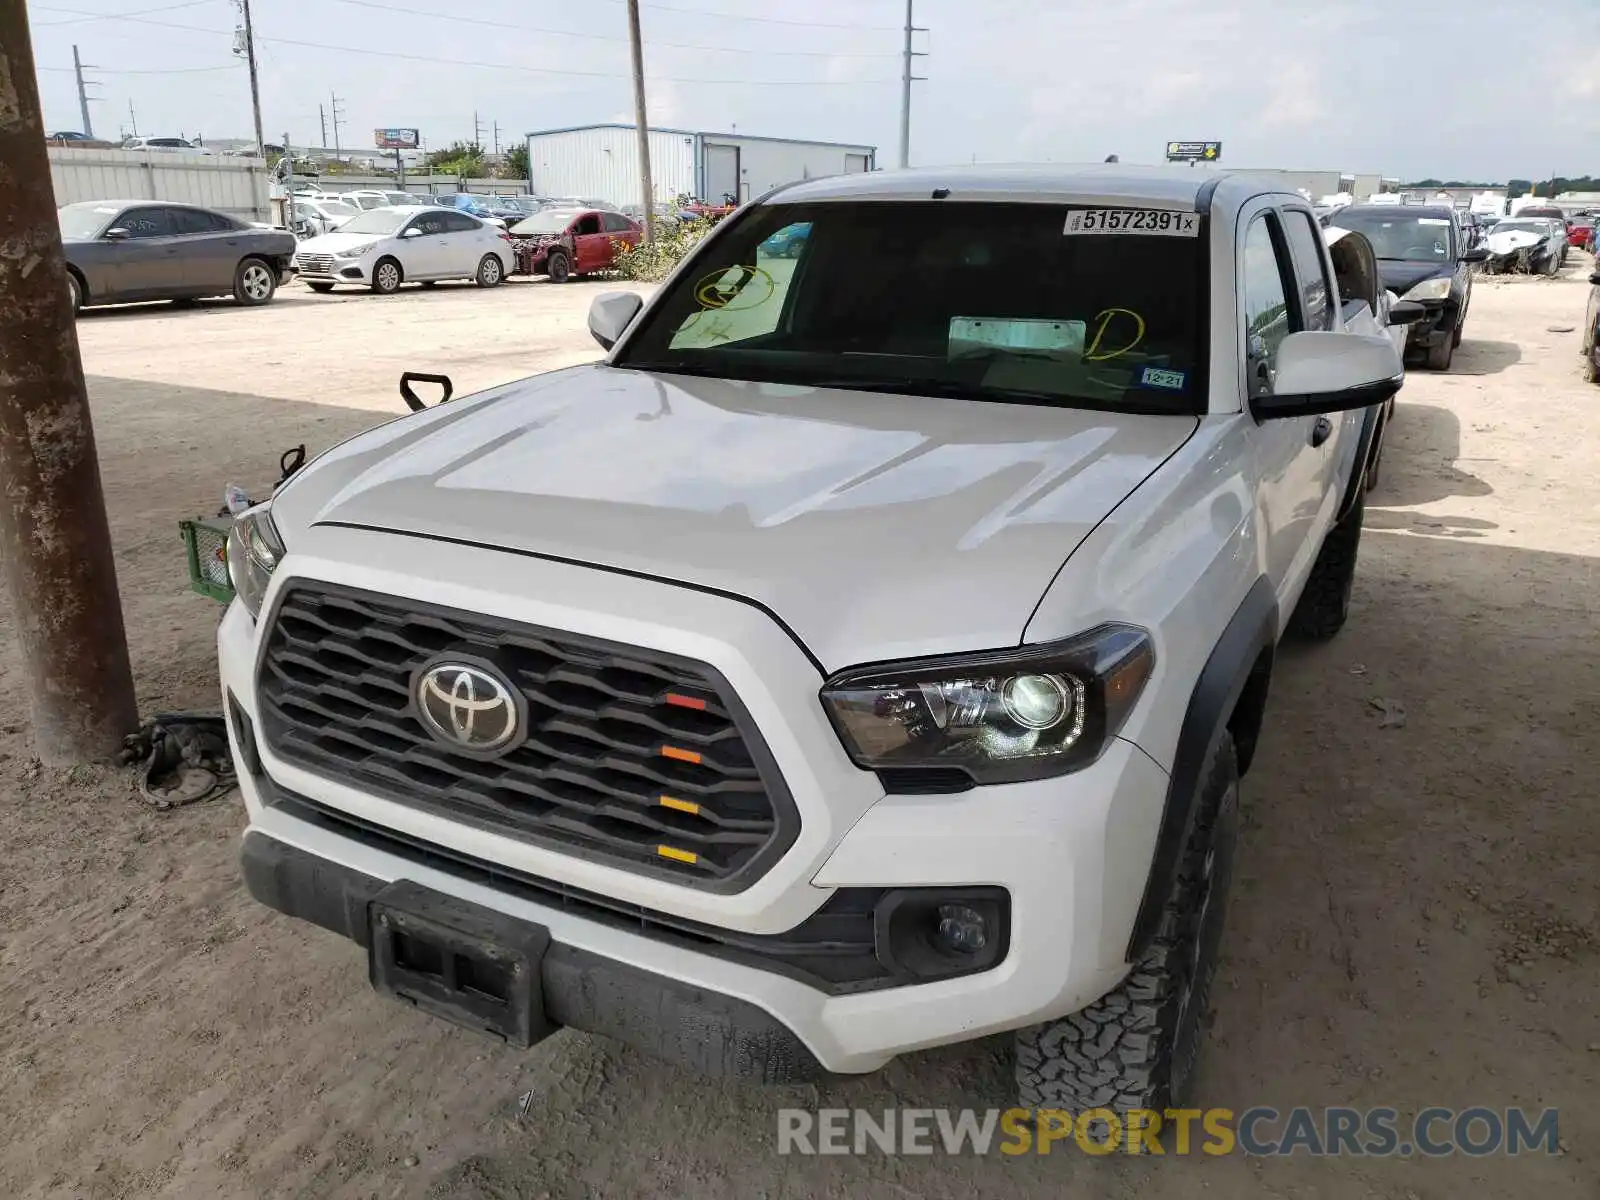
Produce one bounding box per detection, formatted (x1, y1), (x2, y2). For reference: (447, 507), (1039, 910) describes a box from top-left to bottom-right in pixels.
(508, 208), (641, 282)
(1568, 221), (1594, 251)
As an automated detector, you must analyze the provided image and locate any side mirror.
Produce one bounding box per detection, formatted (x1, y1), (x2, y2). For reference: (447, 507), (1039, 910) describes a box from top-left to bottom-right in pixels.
(401, 227), (423, 238)
(1252, 331), (1403, 420)
(1462, 247), (1489, 263)
(103, 227), (130, 241)
(588, 291), (644, 351)
(1387, 300), (1427, 325)
(1589, 272), (1600, 286)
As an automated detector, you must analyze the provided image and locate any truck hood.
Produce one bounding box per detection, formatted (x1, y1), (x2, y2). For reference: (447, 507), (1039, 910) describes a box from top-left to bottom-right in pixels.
(272, 366), (1196, 670)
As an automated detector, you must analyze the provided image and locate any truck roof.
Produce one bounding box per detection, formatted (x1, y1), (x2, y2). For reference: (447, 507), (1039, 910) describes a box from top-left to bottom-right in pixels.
(765, 163), (1304, 211)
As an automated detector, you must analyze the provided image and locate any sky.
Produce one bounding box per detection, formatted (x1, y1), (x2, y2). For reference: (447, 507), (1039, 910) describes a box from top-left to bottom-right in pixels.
(23, 0), (1600, 182)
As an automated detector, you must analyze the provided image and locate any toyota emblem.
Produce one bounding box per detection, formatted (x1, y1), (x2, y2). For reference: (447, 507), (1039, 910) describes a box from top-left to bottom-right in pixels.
(414, 661), (523, 754)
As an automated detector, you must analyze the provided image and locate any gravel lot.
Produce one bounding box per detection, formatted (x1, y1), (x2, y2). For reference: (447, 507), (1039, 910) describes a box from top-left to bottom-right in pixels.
(0, 266), (1596, 1198)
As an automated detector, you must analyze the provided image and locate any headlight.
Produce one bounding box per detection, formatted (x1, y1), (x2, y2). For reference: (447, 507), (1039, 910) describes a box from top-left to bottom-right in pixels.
(226, 504), (285, 619)
(819, 624), (1155, 788)
(1403, 277), (1452, 301)
(336, 243), (376, 258)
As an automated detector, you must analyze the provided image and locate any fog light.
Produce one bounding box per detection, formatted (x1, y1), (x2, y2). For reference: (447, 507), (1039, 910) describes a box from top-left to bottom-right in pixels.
(936, 903), (989, 954)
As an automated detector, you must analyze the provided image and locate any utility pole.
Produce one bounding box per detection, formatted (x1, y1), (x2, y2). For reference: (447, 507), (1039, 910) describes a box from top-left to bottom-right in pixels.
(235, 0), (265, 155)
(329, 91), (345, 156)
(0, 3), (139, 765)
(318, 104), (327, 150)
(126, 99), (137, 137)
(473, 110), (486, 151)
(898, 0), (927, 169)
(71, 45), (97, 138)
(625, 0), (655, 243)
(492, 119), (500, 156)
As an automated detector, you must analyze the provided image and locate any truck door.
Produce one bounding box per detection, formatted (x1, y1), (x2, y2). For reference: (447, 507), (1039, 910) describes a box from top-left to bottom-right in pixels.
(1239, 204), (1352, 614)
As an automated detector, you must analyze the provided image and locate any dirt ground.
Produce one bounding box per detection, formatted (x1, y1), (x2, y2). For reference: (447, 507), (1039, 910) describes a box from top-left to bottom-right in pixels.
(1, 265), (1597, 1199)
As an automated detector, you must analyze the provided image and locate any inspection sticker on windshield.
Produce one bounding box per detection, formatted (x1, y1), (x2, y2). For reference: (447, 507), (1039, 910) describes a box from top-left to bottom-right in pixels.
(1138, 366), (1187, 391)
(1064, 209), (1199, 237)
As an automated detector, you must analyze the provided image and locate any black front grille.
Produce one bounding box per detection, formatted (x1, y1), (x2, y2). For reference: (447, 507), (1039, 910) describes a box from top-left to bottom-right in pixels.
(256, 584), (797, 891)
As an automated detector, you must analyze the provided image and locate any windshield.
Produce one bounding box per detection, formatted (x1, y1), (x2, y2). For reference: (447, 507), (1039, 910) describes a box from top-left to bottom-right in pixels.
(350, 194), (387, 209)
(1493, 221), (1547, 236)
(337, 208), (412, 235)
(614, 201), (1205, 414)
(1328, 210), (1455, 261)
(58, 202), (119, 240)
(511, 211), (576, 234)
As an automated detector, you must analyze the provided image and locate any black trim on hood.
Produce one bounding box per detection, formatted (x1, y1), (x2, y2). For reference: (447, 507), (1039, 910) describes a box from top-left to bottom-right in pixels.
(313, 520), (829, 676)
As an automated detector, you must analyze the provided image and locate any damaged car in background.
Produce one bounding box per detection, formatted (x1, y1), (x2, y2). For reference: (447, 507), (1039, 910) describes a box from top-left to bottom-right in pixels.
(508, 207), (641, 282)
(1326, 204), (1487, 370)
(1480, 218), (1567, 276)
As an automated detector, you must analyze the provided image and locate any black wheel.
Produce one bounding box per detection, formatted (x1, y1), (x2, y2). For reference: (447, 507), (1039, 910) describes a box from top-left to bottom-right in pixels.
(371, 257), (402, 295)
(1287, 487), (1364, 640)
(233, 258), (277, 306)
(1016, 731), (1240, 1116)
(67, 272), (83, 315)
(1424, 334), (1454, 371)
(306, 281), (335, 294)
(475, 254), (504, 288)
(1451, 324), (1463, 349)
(546, 250), (571, 283)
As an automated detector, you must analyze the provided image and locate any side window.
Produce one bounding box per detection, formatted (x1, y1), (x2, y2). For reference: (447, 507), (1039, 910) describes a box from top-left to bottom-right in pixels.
(1281, 210), (1334, 330)
(574, 215), (601, 236)
(600, 212), (633, 234)
(442, 212), (479, 232)
(118, 207), (172, 238)
(171, 208), (231, 235)
(411, 213), (448, 236)
(1240, 214), (1295, 396)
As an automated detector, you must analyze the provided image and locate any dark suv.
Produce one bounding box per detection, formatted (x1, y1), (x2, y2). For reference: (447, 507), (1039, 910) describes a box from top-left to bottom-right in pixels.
(1327, 204), (1488, 370)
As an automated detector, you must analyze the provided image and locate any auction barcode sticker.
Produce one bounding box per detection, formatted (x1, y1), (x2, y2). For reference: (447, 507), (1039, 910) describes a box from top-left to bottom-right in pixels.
(1064, 209), (1200, 237)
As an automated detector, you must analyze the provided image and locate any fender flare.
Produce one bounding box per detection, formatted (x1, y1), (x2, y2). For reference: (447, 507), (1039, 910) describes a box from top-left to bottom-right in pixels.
(1336, 403), (1384, 521)
(1125, 576), (1278, 961)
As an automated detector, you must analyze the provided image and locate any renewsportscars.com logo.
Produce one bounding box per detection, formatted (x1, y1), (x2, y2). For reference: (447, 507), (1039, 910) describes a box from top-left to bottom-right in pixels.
(777, 1106), (1561, 1157)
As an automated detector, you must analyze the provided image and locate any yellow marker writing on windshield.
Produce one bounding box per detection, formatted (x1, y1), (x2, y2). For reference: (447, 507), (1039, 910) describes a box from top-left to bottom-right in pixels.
(1084, 307), (1146, 361)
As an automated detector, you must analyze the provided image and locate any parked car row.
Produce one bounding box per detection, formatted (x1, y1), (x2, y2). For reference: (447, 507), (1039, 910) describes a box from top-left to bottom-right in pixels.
(57, 200), (295, 312)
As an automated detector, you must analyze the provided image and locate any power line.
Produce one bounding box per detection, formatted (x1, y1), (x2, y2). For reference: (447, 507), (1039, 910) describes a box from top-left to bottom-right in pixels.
(33, 8), (902, 84)
(321, 0), (901, 57)
(33, 0), (218, 26)
(37, 62), (239, 73)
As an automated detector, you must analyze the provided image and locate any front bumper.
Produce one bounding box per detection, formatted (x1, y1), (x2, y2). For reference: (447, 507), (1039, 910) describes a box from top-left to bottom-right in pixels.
(220, 527), (1170, 1075)
(1402, 298), (1458, 349)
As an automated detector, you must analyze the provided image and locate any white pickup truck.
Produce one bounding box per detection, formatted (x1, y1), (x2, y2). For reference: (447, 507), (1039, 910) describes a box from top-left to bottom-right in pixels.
(224, 165), (1409, 1114)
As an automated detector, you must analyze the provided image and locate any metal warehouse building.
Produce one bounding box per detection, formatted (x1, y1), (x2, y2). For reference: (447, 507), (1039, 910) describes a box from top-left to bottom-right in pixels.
(523, 123), (876, 208)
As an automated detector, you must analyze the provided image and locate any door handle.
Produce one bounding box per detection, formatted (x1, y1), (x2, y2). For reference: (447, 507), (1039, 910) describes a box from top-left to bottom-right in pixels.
(1310, 416), (1333, 447)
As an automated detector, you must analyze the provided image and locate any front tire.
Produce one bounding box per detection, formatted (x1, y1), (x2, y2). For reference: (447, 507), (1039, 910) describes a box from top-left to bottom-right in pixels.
(234, 258), (277, 306)
(545, 250), (571, 283)
(1016, 731), (1240, 1115)
(1287, 486), (1364, 640)
(371, 257), (403, 295)
(1424, 333), (1454, 371)
(67, 272), (83, 315)
(475, 254), (504, 288)
(306, 281), (335, 294)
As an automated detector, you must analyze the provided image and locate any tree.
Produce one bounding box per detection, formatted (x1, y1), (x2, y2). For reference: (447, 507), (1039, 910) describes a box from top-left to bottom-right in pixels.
(425, 140), (484, 177)
(503, 143), (529, 181)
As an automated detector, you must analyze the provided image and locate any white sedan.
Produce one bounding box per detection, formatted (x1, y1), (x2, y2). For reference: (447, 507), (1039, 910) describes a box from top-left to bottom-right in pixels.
(293, 206), (514, 294)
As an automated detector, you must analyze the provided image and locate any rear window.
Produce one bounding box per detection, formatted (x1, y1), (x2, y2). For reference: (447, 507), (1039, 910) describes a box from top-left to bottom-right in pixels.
(614, 201), (1205, 414)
